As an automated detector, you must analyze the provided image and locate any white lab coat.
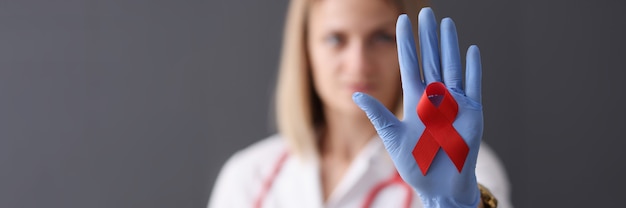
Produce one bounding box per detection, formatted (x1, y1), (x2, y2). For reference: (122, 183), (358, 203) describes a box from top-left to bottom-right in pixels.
(208, 134), (513, 208)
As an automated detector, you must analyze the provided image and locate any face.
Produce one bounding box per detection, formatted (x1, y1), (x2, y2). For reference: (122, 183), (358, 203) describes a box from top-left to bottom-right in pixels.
(307, 0), (401, 116)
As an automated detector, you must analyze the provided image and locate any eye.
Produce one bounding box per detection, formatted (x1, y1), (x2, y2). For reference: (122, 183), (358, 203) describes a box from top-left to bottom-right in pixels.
(374, 32), (395, 43)
(325, 33), (345, 46)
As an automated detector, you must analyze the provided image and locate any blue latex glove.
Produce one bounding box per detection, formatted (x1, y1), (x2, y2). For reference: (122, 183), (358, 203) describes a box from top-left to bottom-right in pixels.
(352, 8), (483, 208)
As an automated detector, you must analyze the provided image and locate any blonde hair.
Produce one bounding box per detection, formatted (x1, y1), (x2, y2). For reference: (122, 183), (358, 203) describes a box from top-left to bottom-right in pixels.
(275, 0), (429, 159)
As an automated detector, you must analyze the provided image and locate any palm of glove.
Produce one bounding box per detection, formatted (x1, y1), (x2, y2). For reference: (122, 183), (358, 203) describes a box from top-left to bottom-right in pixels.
(353, 8), (484, 207)
(388, 90), (482, 203)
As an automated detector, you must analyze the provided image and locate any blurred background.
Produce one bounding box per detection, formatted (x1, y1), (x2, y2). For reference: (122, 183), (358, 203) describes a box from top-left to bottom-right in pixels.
(0, 0), (625, 207)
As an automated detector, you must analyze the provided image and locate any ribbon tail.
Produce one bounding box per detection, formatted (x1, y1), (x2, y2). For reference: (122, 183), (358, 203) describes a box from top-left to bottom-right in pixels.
(438, 128), (469, 173)
(413, 131), (440, 175)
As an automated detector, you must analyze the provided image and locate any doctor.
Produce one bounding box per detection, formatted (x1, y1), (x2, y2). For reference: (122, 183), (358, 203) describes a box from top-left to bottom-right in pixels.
(209, 0), (513, 207)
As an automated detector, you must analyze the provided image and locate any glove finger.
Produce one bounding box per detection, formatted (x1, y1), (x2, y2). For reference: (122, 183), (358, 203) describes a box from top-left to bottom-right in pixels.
(352, 92), (402, 150)
(440, 17), (464, 93)
(465, 45), (482, 103)
(418, 7), (442, 84)
(396, 14), (424, 123)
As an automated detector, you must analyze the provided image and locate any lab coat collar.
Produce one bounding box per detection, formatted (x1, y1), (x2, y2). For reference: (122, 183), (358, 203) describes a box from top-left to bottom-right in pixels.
(297, 136), (395, 207)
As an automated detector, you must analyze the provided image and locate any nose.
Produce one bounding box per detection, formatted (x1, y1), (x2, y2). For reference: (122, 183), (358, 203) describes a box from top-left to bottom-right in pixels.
(344, 41), (373, 76)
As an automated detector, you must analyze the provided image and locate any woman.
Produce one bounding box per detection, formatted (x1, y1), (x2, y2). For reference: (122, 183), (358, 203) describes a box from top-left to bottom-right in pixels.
(209, 0), (512, 207)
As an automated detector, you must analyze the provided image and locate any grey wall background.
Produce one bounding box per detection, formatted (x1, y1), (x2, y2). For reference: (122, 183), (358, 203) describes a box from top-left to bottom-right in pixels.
(0, 0), (624, 207)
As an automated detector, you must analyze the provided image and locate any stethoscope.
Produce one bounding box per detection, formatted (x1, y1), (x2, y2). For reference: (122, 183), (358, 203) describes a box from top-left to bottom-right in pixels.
(254, 151), (414, 208)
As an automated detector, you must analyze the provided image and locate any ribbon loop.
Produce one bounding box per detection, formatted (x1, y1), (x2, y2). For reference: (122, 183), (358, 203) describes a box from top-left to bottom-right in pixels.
(413, 82), (469, 175)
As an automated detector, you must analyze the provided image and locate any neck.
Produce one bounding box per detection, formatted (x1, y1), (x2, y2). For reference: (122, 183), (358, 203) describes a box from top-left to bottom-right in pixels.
(317, 106), (379, 201)
(318, 107), (377, 162)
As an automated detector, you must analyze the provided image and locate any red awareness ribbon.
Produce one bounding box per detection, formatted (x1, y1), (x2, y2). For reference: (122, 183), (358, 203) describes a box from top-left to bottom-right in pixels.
(413, 82), (469, 176)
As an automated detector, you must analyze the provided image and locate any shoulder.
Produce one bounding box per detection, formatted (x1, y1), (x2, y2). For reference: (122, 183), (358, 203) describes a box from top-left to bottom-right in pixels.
(476, 142), (509, 187)
(217, 134), (288, 180)
(226, 134), (287, 171)
(476, 142), (514, 208)
(477, 142), (505, 172)
(208, 134), (288, 208)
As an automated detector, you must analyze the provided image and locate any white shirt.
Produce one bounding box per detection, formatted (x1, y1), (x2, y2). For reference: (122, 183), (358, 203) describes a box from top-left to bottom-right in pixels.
(209, 134), (513, 208)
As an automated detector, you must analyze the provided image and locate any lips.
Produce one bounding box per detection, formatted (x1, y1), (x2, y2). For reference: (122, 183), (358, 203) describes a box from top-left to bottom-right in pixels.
(347, 83), (373, 93)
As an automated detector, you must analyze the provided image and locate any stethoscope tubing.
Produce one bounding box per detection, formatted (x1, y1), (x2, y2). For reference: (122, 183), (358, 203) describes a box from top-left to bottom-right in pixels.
(254, 151), (414, 208)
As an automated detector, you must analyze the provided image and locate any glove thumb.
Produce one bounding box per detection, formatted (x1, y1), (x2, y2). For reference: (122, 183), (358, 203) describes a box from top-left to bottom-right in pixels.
(352, 92), (402, 151)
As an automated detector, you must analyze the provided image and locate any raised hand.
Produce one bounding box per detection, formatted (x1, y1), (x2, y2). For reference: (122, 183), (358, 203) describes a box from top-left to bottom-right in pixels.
(352, 7), (483, 208)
